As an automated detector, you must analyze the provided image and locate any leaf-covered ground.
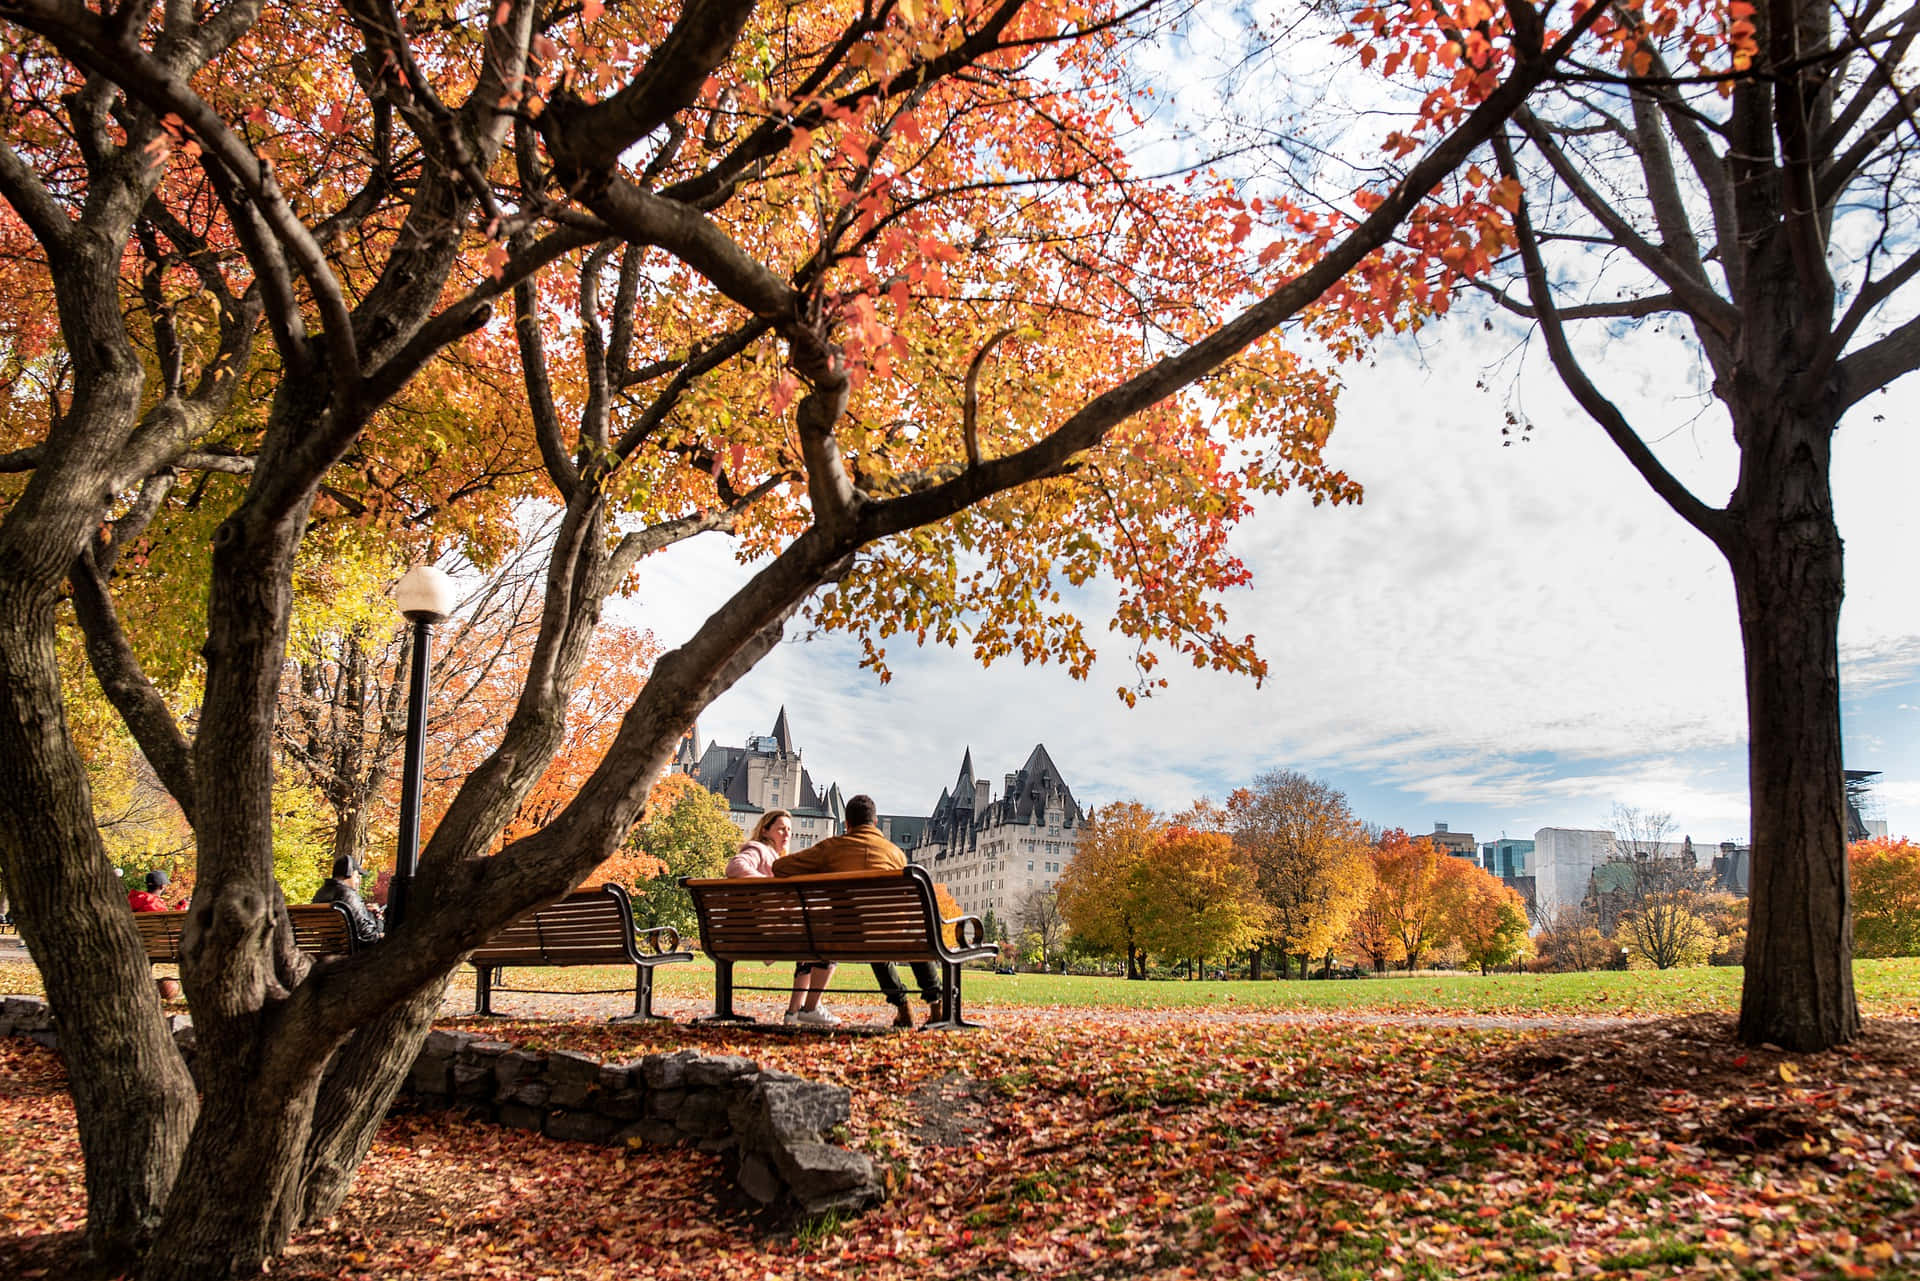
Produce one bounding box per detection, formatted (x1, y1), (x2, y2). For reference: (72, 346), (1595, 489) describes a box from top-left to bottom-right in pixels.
(4, 999), (1919, 1279)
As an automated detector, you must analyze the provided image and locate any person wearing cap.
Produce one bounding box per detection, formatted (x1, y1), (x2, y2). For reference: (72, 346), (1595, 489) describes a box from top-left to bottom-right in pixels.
(127, 869), (172, 913)
(312, 856), (384, 945)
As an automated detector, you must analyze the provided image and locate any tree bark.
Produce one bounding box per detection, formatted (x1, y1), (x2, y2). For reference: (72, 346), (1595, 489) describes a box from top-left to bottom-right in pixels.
(1729, 398), (1859, 1050)
(298, 979), (449, 1224)
(0, 609), (198, 1266)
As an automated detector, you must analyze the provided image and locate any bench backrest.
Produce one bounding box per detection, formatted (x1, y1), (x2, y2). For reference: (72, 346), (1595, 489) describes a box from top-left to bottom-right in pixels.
(681, 866), (994, 965)
(132, 902), (356, 962)
(469, 883), (643, 967)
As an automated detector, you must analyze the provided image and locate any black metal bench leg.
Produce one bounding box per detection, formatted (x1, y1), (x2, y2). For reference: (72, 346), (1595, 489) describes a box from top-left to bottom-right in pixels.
(693, 958), (756, 1024)
(475, 964), (497, 1017)
(610, 964), (673, 1023)
(923, 962), (983, 1031)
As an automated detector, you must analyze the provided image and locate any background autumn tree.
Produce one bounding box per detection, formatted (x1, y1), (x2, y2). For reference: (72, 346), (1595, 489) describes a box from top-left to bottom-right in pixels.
(0, 0), (1593, 1273)
(1850, 837), (1920, 958)
(1015, 884), (1068, 972)
(1227, 770), (1373, 979)
(1366, 829), (1457, 972)
(1428, 0), (1920, 1048)
(623, 774), (739, 935)
(1057, 801), (1163, 980)
(1532, 902), (1614, 972)
(1134, 826), (1266, 977)
(1440, 863), (1532, 973)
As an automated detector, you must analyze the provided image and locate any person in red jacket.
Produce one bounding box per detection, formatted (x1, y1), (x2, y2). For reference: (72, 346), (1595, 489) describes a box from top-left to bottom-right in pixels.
(127, 869), (171, 913)
(127, 870), (182, 1000)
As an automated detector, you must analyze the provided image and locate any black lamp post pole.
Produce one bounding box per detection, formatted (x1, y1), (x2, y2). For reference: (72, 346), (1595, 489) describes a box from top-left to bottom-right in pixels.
(388, 614), (435, 932)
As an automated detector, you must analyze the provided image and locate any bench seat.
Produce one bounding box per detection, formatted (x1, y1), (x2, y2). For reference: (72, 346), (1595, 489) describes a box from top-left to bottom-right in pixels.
(681, 866), (997, 1029)
(131, 902), (358, 963)
(467, 883), (691, 1020)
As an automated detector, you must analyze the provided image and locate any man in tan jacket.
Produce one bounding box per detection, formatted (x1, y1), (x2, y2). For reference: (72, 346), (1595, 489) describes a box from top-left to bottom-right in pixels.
(772, 794), (944, 1027)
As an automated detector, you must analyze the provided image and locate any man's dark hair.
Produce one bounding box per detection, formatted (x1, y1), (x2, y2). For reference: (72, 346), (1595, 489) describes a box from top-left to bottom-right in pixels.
(846, 794), (878, 828)
(331, 857), (359, 881)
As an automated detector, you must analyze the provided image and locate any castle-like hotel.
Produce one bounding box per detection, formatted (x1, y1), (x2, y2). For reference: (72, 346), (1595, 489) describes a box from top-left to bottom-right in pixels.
(674, 709), (1088, 926)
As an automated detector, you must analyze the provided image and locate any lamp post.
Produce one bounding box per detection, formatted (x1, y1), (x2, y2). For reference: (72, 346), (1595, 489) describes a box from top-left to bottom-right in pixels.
(389, 565), (456, 933)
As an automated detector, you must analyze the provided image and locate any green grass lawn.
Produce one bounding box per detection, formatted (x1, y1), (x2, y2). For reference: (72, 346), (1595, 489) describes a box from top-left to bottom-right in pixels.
(534, 954), (1920, 1017)
(5, 951), (1917, 1017)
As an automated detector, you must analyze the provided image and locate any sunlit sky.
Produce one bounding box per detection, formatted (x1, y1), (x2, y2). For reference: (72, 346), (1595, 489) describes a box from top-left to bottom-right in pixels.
(615, 326), (1919, 849)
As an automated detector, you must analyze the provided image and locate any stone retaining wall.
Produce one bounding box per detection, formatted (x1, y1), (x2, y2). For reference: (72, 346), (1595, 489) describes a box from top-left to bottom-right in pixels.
(0, 996), (882, 1217)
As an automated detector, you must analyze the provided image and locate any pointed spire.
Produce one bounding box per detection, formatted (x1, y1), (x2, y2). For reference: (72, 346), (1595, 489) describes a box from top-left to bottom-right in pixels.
(957, 747), (975, 789)
(771, 705), (794, 754)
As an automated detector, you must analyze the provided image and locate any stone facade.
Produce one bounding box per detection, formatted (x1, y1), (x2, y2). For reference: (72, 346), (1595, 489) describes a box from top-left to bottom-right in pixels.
(675, 708), (845, 850)
(908, 744), (1085, 929)
(0, 997), (882, 1219)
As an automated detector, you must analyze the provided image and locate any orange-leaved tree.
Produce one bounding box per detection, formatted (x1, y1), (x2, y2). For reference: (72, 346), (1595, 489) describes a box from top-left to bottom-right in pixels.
(1134, 825), (1267, 976)
(1367, 829), (1456, 972)
(1439, 862), (1532, 974)
(0, 0), (1604, 1272)
(1056, 801), (1164, 980)
(1850, 838), (1920, 959)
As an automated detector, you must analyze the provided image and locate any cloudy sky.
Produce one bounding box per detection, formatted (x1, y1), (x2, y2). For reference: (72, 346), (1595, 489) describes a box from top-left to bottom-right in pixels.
(613, 310), (1919, 849)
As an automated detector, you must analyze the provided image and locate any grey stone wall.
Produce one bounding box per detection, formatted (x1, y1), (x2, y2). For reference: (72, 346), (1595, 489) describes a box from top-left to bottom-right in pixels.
(0, 997), (881, 1218)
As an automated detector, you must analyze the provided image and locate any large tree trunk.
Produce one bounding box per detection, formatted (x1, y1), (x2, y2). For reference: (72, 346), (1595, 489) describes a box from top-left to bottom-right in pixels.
(142, 1035), (331, 1281)
(1729, 399), (1859, 1051)
(0, 618), (198, 1265)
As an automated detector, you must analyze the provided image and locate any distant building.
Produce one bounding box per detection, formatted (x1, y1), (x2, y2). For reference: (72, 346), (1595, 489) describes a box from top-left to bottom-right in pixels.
(1426, 823), (1478, 861)
(909, 745), (1086, 928)
(1480, 837), (1534, 879)
(674, 708), (845, 850)
(1531, 828), (1617, 916)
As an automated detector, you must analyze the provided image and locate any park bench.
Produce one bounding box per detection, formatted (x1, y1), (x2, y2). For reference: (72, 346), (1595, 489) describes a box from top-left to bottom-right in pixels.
(131, 903), (360, 963)
(680, 865), (997, 1030)
(468, 883), (691, 1020)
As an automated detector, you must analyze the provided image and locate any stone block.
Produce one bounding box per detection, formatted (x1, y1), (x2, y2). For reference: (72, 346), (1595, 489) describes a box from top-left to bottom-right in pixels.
(736, 1153), (781, 1205)
(547, 1050), (602, 1109)
(453, 1059), (496, 1100)
(772, 1143), (882, 1215)
(645, 1087), (686, 1119)
(545, 1109), (620, 1144)
(600, 1088), (647, 1121)
(673, 1090), (732, 1139)
(640, 1049), (696, 1090)
(597, 1062), (633, 1093)
(729, 1078), (851, 1149)
(498, 1103), (546, 1132)
(685, 1053), (758, 1087)
(423, 1028), (476, 1057)
(507, 1079), (551, 1109)
(492, 1050), (545, 1099)
(407, 1046), (455, 1098)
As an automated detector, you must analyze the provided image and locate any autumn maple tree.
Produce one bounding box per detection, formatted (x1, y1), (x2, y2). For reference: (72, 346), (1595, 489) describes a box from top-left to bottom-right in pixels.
(0, 0), (1602, 1275)
(1227, 770), (1374, 979)
(1056, 800), (1163, 980)
(1850, 837), (1920, 959)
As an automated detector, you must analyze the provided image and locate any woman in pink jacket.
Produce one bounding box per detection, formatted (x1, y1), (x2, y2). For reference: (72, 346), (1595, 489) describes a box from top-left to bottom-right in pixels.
(727, 810), (838, 1025)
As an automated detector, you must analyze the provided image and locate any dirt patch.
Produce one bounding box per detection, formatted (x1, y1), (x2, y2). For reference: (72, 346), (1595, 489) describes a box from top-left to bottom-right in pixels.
(901, 1071), (997, 1149)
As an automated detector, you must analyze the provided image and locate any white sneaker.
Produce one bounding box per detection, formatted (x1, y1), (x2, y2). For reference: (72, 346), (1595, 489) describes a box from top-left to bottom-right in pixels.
(791, 1007), (840, 1027)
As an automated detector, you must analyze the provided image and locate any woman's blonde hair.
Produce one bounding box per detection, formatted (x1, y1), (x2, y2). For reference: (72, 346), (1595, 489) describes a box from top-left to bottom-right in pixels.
(748, 808), (793, 845)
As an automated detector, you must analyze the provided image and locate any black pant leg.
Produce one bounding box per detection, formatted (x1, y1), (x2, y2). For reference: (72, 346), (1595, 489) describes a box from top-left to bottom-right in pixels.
(872, 962), (908, 1005)
(910, 961), (943, 1005)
